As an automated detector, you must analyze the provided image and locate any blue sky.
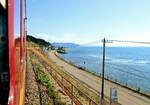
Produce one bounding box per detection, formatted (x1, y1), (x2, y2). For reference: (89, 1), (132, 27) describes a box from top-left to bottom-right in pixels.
(22, 0), (150, 45)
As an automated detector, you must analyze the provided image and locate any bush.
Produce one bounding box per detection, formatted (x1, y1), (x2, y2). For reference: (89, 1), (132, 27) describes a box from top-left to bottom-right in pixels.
(55, 101), (66, 105)
(38, 71), (52, 88)
(37, 71), (66, 105)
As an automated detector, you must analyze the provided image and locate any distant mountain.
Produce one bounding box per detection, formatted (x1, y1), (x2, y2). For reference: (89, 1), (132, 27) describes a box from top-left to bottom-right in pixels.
(52, 43), (80, 48)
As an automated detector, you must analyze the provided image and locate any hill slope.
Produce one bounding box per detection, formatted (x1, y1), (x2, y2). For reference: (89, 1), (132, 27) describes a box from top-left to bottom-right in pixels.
(27, 35), (51, 47)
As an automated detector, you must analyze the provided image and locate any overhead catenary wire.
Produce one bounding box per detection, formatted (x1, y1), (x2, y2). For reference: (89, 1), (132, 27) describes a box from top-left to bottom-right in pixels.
(67, 39), (150, 80)
(78, 38), (150, 97)
(78, 39), (150, 77)
(107, 39), (150, 44)
(80, 39), (150, 47)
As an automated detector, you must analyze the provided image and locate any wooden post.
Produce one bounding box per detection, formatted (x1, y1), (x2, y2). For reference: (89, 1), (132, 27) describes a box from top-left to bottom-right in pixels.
(72, 84), (74, 105)
(89, 99), (91, 105)
(55, 71), (57, 79)
(62, 77), (64, 89)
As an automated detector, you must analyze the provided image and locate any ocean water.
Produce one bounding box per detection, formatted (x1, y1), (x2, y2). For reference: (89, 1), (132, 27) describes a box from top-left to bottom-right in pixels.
(59, 47), (150, 93)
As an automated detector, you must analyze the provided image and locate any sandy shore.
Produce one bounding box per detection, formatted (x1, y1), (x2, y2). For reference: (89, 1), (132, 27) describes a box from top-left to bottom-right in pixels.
(47, 51), (150, 105)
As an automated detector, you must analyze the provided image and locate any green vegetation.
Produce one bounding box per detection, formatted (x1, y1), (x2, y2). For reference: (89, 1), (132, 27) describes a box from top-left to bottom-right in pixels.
(38, 71), (66, 105)
(37, 71), (52, 88)
(28, 44), (103, 104)
(29, 51), (66, 105)
(27, 35), (51, 47)
(27, 35), (67, 54)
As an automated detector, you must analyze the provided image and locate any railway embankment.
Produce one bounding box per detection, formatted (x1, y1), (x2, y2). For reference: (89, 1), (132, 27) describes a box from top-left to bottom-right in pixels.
(25, 56), (41, 105)
(25, 50), (71, 105)
(29, 48), (109, 105)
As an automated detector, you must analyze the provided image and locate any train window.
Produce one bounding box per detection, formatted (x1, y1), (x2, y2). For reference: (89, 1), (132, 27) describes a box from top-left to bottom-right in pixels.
(14, 0), (21, 65)
(0, 1), (10, 105)
(1, 36), (7, 43)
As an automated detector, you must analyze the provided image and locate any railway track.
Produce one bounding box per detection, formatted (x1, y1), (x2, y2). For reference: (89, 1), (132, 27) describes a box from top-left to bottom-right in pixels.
(28, 48), (109, 105)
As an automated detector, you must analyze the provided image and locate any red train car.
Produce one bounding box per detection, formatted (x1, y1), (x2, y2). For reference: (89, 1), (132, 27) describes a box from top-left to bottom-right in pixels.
(0, 0), (26, 105)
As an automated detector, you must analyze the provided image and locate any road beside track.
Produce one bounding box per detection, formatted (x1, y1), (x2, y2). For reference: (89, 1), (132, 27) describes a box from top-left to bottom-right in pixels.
(47, 51), (150, 105)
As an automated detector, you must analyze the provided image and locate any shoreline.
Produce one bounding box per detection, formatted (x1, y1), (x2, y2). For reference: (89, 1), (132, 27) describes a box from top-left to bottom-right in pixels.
(55, 52), (150, 99)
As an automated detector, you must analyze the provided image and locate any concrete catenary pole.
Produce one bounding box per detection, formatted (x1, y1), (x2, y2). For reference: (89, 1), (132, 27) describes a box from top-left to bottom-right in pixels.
(101, 38), (106, 104)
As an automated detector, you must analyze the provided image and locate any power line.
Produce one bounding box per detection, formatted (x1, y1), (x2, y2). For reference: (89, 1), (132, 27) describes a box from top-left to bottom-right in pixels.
(106, 39), (150, 44)
(80, 39), (150, 46)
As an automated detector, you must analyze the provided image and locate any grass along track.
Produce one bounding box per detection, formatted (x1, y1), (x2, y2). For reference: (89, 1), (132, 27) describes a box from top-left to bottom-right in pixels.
(28, 48), (109, 105)
(27, 50), (71, 105)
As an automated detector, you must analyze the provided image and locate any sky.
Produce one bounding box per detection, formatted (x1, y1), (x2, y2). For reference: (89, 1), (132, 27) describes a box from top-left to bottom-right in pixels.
(16, 0), (150, 45)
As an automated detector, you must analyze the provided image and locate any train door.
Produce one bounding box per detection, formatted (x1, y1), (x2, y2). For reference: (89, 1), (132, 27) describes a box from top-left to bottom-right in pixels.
(0, 1), (10, 105)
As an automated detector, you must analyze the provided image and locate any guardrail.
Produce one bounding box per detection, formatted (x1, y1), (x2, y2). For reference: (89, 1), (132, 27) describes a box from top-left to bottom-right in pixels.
(36, 56), (99, 105)
(29, 48), (111, 105)
(44, 62), (98, 105)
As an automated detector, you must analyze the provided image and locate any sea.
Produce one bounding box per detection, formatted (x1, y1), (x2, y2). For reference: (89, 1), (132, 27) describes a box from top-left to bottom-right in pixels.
(59, 46), (150, 93)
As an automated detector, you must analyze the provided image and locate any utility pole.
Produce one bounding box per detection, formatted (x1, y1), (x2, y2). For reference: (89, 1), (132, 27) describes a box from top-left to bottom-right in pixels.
(101, 38), (106, 104)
